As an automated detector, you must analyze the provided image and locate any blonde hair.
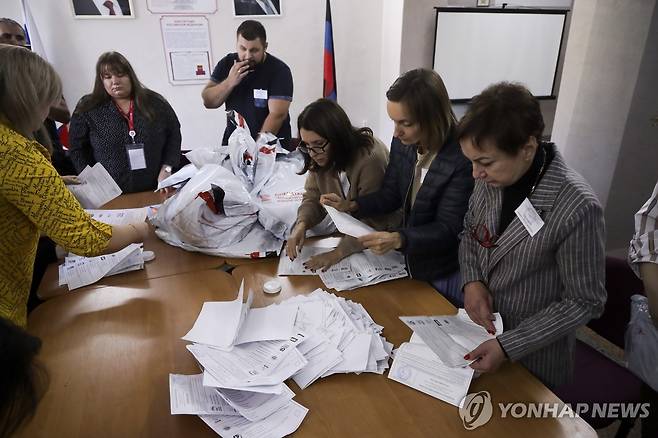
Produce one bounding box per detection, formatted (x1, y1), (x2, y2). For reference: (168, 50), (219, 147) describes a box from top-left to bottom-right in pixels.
(0, 44), (62, 137)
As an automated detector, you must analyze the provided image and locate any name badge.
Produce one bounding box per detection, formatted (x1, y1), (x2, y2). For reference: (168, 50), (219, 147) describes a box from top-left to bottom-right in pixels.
(126, 143), (147, 170)
(253, 88), (268, 99)
(515, 198), (544, 237)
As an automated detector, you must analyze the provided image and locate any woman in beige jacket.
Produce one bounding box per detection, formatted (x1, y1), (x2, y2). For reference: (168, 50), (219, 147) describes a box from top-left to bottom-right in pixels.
(286, 99), (401, 270)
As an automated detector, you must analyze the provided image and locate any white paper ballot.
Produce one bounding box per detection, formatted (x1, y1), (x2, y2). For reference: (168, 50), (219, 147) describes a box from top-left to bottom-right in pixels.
(85, 207), (147, 225)
(277, 246), (332, 276)
(188, 337), (307, 388)
(182, 281), (252, 349)
(400, 310), (504, 368)
(202, 372), (287, 395)
(323, 205), (375, 238)
(235, 305), (298, 345)
(199, 400), (308, 438)
(169, 374), (240, 416)
(278, 238), (343, 276)
(389, 342), (474, 408)
(68, 163), (122, 208)
(216, 384), (295, 422)
(322, 332), (371, 375)
(318, 249), (407, 291)
(61, 243), (143, 290)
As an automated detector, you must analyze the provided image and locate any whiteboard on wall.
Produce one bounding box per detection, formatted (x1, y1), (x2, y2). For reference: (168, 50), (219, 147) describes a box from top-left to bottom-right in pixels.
(432, 8), (567, 101)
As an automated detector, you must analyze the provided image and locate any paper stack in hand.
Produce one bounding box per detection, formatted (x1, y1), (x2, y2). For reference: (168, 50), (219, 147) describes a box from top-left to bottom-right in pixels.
(171, 284), (393, 437)
(67, 162), (122, 208)
(388, 309), (504, 408)
(58, 243), (145, 290)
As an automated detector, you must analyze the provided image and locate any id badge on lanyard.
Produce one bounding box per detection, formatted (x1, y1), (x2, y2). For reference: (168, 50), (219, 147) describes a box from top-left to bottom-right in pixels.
(116, 100), (147, 170)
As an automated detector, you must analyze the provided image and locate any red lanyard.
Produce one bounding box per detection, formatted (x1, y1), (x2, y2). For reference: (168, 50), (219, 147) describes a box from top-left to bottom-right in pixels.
(115, 99), (136, 143)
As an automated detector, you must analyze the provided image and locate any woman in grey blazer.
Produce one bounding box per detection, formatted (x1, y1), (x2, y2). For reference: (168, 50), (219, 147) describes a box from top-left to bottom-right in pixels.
(457, 82), (606, 388)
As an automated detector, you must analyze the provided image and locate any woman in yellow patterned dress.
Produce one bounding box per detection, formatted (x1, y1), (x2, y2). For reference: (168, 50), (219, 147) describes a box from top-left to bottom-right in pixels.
(0, 45), (148, 327)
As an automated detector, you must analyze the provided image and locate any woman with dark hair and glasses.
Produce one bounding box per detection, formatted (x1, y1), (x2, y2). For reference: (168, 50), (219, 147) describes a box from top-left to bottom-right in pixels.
(69, 51), (181, 193)
(285, 98), (401, 270)
(457, 82), (606, 388)
(322, 69), (473, 303)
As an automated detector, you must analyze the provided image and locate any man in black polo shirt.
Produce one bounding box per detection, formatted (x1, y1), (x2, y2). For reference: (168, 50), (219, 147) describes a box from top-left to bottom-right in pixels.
(202, 20), (293, 148)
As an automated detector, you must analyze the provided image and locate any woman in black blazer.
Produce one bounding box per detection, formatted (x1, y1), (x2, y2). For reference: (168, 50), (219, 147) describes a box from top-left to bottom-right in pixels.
(322, 69), (473, 304)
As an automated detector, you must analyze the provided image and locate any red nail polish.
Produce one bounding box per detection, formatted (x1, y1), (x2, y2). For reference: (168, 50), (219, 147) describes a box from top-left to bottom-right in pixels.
(464, 354), (470, 360)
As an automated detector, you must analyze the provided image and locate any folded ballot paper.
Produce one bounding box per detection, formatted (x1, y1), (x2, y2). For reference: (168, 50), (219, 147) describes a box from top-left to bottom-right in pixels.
(67, 162), (122, 209)
(388, 310), (504, 408)
(323, 205), (375, 238)
(278, 237), (408, 291)
(172, 287), (393, 437)
(58, 243), (145, 290)
(85, 207), (148, 226)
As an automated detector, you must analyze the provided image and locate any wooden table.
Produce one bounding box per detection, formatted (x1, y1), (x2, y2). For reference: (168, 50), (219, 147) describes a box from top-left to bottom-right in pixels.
(22, 270), (239, 438)
(231, 259), (596, 438)
(37, 192), (225, 300)
(24, 260), (596, 438)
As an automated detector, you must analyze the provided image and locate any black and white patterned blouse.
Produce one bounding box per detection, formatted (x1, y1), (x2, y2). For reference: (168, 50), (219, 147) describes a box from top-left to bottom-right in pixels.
(69, 91), (181, 193)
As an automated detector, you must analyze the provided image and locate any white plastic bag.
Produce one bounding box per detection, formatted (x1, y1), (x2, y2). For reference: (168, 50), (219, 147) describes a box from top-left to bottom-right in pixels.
(153, 164), (258, 248)
(227, 111), (258, 190)
(154, 224), (282, 258)
(625, 294), (658, 391)
(184, 146), (229, 169)
(250, 132), (279, 196)
(256, 151), (307, 239)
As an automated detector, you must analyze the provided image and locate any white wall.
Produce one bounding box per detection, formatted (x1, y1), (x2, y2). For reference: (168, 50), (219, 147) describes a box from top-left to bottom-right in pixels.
(378, 0), (404, 144)
(0, 0), (22, 19)
(551, 0), (656, 206)
(1, 0), (386, 149)
(400, 0), (572, 138)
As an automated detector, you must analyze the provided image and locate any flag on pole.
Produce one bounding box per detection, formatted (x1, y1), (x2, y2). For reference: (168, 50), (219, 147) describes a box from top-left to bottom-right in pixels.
(323, 0), (337, 101)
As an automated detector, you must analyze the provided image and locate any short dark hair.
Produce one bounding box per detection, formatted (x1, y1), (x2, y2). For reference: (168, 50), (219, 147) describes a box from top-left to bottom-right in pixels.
(0, 17), (24, 30)
(457, 82), (545, 156)
(237, 20), (266, 43)
(386, 68), (456, 149)
(297, 98), (374, 174)
(0, 317), (48, 437)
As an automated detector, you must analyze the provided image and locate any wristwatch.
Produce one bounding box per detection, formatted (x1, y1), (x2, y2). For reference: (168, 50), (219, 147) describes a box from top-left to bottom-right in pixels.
(163, 165), (173, 174)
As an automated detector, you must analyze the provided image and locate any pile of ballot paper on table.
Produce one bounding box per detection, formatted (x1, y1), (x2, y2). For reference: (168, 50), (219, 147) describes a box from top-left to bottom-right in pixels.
(169, 283), (393, 438)
(276, 206), (409, 291)
(388, 310), (504, 408)
(277, 237), (407, 291)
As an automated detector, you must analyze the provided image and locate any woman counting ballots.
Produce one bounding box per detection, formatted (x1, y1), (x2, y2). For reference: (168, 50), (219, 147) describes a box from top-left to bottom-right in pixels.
(457, 82), (606, 388)
(0, 45), (148, 327)
(69, 51), (181, 193)
(286, 98), (401, 270)
(321, 68), (474, 304)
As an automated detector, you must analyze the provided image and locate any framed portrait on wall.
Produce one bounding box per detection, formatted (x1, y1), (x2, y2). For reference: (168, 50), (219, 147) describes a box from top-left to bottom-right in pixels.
(233, 0), (282, 17)
(71, 0), (135, 18)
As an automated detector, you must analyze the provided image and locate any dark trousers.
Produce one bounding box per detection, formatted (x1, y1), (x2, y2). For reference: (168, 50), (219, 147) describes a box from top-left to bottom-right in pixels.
(29, 237), (56, 313)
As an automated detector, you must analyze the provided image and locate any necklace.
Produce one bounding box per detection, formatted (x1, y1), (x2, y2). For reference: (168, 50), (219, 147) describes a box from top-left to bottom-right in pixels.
(528, 147), (547, 197)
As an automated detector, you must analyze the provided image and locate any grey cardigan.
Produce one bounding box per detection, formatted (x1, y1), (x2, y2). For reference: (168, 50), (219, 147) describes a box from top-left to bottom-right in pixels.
(459, 145), (607, 387)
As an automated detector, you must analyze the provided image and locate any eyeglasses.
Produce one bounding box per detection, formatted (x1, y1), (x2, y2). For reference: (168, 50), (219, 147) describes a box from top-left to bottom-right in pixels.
(470, 223), (498, 248)
(298, 139), (329, 155)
